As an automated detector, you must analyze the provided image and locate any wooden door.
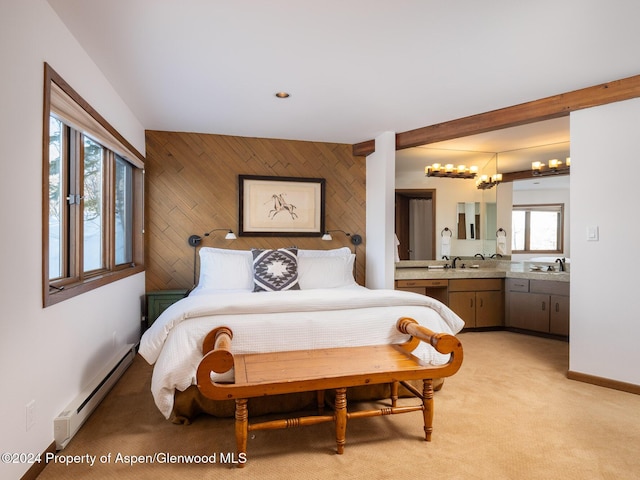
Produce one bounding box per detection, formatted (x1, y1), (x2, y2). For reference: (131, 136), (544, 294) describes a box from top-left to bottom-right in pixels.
(549, 295), (570, 336)
(476, 290), (504, 328)
(449, 291), (476, 328)
(395, 190), (436, 261)
(509, 292), (549, 332)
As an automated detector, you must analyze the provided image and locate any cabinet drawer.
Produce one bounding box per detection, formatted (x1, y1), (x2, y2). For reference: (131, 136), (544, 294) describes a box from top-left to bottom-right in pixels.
(530, 279), (569, 296)
(449, 278), (502, 292)
(396, 279), (448, 288)
(506, 278), (529, 292)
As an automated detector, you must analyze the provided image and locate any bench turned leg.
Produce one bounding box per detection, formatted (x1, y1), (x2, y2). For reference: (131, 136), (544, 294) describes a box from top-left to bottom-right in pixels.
(235, 399), (249, 467)
(335, 387), (347, 454)
(317, 390), (325, 414)
(422, 379), (434, 441)
(390, 381), (399, 407)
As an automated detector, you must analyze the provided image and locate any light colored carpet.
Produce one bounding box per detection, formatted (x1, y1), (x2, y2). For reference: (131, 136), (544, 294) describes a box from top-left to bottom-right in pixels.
(38, 331), (640, 479)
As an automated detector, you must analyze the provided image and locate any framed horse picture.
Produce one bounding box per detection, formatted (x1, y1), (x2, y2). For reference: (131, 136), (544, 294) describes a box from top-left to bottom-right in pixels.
(238, 175), (325, 236)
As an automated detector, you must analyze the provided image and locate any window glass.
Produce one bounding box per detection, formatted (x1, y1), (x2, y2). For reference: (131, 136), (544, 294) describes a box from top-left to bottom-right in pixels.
(511, 209), (525, 252)
(529, 210), (559, 251)
(115, 156), (133, 265)
(49, 116), (64, 279)
(83, 136), (104, 272)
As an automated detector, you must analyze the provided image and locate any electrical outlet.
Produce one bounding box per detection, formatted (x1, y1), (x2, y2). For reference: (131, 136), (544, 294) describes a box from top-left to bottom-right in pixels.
(26, 400), (35, 431)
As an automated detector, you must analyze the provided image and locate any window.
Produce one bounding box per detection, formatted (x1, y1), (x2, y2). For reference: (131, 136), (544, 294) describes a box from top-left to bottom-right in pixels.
(43, 63), (144, 306)
(512, 204), (564, 253)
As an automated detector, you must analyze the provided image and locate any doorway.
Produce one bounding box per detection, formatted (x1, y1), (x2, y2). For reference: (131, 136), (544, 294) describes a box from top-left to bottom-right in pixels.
(395, 189), (436, 260)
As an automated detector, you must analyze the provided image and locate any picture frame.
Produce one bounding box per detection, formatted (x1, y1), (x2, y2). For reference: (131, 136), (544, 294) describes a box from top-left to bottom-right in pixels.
(239, 175), (326, 236)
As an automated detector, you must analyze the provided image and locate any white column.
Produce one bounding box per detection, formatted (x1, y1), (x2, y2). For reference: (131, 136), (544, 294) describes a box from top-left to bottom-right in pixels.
(365, 131), (396, 289)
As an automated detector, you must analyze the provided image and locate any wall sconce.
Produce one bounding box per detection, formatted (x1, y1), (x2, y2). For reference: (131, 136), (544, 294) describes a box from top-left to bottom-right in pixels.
(188, 228), (236, 247)
(425, 163), (478, 179)
(321, 229), (362, 245)
(532, 157), (570, 176)
(476, 173), (502, 190)
(187, 228), (236, 287)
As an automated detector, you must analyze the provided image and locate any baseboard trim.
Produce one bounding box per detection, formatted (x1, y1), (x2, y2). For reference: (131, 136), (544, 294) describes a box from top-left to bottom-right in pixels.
(20, 441), (55, 480)
(567, 371), (640, 395)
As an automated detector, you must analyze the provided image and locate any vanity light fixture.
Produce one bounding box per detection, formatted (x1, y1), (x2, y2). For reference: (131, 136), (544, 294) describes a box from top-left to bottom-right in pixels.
(532, 157), (571, 176)
(425, 163), (478, 179)
(476, 173), (503, 190)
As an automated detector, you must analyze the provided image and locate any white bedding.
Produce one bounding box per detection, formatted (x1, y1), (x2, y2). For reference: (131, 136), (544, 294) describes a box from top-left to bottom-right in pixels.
(139, 286), (465, 419)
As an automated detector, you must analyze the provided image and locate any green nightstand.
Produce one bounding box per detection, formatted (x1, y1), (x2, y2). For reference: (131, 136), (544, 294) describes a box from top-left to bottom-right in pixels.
(146, 289), (188, 328)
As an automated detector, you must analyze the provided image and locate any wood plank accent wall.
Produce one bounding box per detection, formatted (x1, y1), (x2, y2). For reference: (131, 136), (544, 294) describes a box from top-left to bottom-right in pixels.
(144, 131), (366, 291)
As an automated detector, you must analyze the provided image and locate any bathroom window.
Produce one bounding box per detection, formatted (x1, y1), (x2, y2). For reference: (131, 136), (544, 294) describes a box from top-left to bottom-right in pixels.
(512, 204), (563, 253)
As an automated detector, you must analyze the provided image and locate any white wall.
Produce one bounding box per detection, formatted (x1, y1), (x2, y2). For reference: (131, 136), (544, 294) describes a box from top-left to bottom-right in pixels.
(570, 98), (640, 385)
(366, 132), (396, 289)
(0, 2), (146, 478)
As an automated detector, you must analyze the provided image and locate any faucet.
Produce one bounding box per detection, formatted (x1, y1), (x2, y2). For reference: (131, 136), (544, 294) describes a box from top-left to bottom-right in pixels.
(555, 258), (566, 272)
(490, 253), (503, 259)
(442, 255), (449, 260)
(474, 253), (485, 260)
(452, 256), (462, 268)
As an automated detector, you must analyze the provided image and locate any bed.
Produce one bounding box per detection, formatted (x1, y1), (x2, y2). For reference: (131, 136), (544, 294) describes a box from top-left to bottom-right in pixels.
(139, 246), (465, 423)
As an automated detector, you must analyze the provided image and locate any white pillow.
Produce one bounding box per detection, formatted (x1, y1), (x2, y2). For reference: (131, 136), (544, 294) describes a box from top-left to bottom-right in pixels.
(197, 248), (253, 291)
(297, 254), (356, 289)
(297, 247), (352, 258)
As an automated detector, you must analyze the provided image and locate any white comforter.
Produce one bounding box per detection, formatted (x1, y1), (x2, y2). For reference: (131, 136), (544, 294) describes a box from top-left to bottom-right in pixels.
(139, 286), (464, 419)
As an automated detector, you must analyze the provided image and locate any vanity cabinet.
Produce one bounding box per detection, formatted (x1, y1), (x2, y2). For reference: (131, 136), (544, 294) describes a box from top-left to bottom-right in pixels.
(506, 279), (569, 336)
(448, 279), (504, 328)
(395, 279), (448, 305)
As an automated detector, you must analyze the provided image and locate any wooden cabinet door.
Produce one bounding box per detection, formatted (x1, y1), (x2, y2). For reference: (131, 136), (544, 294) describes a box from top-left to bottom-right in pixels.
(549, 295), (570, 336)
(449, 291), (476, 328)
(476, 290), (504, 327)
(509, 292), (549, 332)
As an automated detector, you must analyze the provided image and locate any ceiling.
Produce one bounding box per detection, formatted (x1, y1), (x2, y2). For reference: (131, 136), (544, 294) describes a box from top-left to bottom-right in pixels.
(47, 1), (640, 148)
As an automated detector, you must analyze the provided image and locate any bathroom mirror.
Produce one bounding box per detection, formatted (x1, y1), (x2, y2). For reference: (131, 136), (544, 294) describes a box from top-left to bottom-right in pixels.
(456, 202), (480, 239)
(395, 118), (570, 260)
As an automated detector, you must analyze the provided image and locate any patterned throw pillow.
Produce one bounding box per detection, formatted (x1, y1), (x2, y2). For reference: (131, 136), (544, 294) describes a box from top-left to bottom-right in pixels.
(251, 248), (300, 292)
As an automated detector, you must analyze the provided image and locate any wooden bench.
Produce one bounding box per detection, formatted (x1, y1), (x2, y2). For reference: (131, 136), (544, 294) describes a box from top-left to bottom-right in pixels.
(196, 317), (463, 467)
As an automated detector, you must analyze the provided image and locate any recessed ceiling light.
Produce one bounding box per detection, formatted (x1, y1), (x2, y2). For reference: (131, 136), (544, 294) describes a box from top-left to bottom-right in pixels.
(275, 92), (290, 98)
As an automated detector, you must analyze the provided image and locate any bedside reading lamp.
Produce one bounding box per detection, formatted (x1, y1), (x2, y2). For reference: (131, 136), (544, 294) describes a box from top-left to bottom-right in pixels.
(322, 229), (362, 283)
(188, 228), (236, 288)
(321, 229), (362, 246)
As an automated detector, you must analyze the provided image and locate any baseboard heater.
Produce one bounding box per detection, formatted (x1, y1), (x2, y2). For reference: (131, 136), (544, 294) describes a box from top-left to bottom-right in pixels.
(54, 343), (136, 450)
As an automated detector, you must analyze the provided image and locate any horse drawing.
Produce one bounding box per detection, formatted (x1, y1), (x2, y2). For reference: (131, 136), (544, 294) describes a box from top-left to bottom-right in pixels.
(266, 193), (298, 220)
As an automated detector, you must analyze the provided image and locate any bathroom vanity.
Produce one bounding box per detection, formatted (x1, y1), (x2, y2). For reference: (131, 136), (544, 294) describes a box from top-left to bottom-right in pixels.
(395, 260), (569, 337)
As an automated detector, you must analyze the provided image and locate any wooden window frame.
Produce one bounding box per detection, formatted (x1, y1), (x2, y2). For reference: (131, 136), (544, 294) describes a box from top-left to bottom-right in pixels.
(511, 203), (564, 254)
(43, 63), (145, 307)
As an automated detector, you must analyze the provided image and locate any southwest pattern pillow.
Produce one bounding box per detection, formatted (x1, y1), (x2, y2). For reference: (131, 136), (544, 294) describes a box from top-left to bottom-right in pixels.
(251, 248), (300, 292)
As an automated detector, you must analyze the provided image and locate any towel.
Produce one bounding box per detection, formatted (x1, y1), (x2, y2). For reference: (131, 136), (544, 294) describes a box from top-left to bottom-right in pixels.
(441, 235), (451, 258)
(394, 234), (400, 262)
(497, 235), (507, 256)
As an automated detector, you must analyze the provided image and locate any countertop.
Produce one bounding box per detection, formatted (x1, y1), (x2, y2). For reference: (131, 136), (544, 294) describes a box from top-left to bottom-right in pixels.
(395, 260), (570, 282)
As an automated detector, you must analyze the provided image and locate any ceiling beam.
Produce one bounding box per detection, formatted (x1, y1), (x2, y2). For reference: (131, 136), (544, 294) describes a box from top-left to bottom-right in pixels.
(352, 73), (640, 157)
(500, 169), (569, 183)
